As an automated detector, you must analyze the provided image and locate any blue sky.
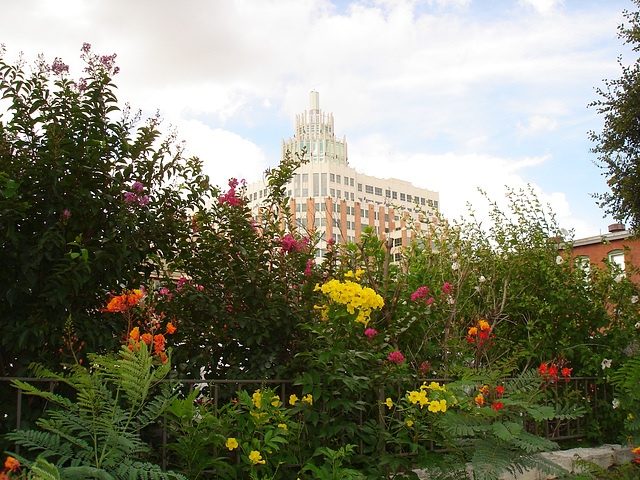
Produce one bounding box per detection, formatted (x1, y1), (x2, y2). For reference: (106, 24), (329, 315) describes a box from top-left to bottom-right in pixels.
(1, 0), (637, 238)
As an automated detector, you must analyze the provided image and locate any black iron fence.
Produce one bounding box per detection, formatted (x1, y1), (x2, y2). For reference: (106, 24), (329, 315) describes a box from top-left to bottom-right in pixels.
(0, 375), (614, 461)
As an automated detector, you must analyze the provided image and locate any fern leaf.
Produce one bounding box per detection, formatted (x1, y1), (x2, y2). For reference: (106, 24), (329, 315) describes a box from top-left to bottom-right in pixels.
(29, 456), (62, 480)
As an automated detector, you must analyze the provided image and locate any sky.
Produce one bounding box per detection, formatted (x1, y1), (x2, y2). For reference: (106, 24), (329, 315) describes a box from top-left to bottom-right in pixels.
(1, 0), (638, 239)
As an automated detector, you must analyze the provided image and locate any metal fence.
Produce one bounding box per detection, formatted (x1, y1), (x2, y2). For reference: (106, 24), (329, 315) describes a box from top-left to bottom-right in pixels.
(0, 375), (614, 463)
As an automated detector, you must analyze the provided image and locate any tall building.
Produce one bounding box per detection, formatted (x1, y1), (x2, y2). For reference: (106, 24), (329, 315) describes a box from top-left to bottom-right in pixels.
(246, 91), (440, 261)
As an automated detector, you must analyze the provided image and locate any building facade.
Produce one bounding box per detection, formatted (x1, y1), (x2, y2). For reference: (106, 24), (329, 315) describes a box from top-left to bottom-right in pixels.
(246, 92), (440, 261)
(569, 223), (640, 283)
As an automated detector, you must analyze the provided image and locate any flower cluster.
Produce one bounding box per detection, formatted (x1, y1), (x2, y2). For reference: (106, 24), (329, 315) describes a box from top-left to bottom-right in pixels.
(51, 57), (69, 75)
(314, 275), (384, 327)
(473, 384), (505, 410)
(105, 289), (145, 312)
(411, 286), (434, 304)
(219, 178), (246, 206)
(289, 393), (313, 406)
(387, 350), (404, 365)
(466, 319), (493, 346)
(124, 181), (150, 206)
(405, 382), (453, 413)
(364, 328), (378, 339)
(539, 362), (572, 383)
(1, 456), (20, 479)
(279, 233), (309, 253)
(128, 322), (176, 363)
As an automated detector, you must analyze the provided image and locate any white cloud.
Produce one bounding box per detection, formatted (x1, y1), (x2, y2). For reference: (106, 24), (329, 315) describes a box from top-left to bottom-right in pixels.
(519, 0), (564, 15)
(517, 116), (558, 137)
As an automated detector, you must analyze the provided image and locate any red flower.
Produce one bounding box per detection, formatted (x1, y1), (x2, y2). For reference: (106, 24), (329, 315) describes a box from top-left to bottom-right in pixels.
(539, 363), (548, 375)
(492, 402), (503, 411)
(561, 367), (572, 377)
(496, 385), (505, 396)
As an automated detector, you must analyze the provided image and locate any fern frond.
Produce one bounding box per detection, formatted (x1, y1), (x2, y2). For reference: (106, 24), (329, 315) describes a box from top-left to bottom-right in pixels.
(5, 429), (73, 462)
(10, 380), (76, 410)
(29, 456), (62, 480)
(115, 460), (187, 480)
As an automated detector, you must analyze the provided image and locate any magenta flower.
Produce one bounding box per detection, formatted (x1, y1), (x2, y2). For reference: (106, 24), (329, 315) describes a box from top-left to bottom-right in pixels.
(442, 282), (453, 294)
(387, 350), (404, 366)
(304, 259), (314, 276)
(364, 328), (378, 339)
(411, 286), (430, 302)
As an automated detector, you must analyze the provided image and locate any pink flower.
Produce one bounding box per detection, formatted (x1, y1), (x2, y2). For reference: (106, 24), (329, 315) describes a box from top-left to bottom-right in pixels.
(442, 282), (453, 294)
(219, 178), (245, 206)
(280, 234), (306, 253)
(411, 286), (430, 302)
(420, 362), (430, 375)
(387, 350), (404, 366)
(304, 258), (314, 276)
(364, 328), (378, 339)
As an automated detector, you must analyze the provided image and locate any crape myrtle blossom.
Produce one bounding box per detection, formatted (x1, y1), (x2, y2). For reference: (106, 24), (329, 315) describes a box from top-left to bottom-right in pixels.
(219, 178), (246, 206)
(123, 182), (150, 206)
(387, 350), (404, 365)
(279, 233), (309, 253)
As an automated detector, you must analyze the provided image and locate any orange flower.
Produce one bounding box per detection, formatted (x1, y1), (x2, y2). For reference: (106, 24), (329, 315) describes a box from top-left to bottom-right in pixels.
(166, 322), (176, 334)
(468, 327), (478, 336)
(141, 333), (153, 345)
(153, 334), (166, 354)
(4, 457), (19, 472)
(106, 295), (128, 312)
(474, 394), (484, 405)
(129, 327), (140, 341)
(159, 352), (168, 363)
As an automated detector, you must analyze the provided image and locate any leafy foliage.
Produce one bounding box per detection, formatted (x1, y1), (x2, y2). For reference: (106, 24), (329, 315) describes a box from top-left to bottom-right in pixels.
(0, 44), (210, 377)
(589, 0), (640, 230)
(7, 341), (183, 480)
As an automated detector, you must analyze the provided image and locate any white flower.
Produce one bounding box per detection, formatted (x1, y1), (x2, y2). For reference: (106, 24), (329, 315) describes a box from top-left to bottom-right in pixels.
(479, 275), (486, 283)
(447, 296), (455, 305)
(555, 255), (564, 265)
(613, 398), (620, 409)
(452, 252), (458, 259)
(636, 322), (640, 329)
(632, 295), (639, 304)
(615, 275), (623, 283)
(601, 358), (612, 370)
(451, 262), (460, 271)
(474, 286), (481, 292)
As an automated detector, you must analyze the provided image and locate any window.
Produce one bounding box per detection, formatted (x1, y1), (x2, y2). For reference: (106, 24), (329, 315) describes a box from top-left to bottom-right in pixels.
(337, 175), (341, 183)
(358, 183), (363, 192)
(385, 189), (391, 198)
(400, 193), (406, 201)
(330, 173), (335, 182)
(337, 190), (341, 199)
(350, 178), (354, 187)
(407, 194), (412, 203)
(608, 250), (625, 280)
(421, 197), (426, 205)
(375, 187), (382, 196)
(393, 252), (403, 263)
(393, 238), (402, 247)
(344, 176), (349, 185)
(575, 256), (590, 277)
(392, 191), (398, 200)
(330, 188), (335, 197)
(351, 192), (354, 201)
(365, 185), (374, 194)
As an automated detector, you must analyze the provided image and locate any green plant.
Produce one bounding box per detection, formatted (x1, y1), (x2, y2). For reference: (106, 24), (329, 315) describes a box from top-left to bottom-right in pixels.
(6, 328), (183, 479)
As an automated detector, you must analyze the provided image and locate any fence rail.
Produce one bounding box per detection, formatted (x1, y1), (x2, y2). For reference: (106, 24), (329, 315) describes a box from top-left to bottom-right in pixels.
(0, 375), (613, 463)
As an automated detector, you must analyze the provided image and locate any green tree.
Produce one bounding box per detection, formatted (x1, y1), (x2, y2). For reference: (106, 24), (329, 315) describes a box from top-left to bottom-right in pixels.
(0, 44), (210, 376)
(590, 0), (640, 231)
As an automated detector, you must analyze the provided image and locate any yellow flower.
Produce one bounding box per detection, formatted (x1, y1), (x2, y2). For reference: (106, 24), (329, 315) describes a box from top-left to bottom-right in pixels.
(302, 394), (313, 405)
(289, 394), (299, 406)
(479, 385), (489, 394)
(406, 420), (414, 427)
(252, 390), (263, 409)
(468, 327), (478, 336)
(629, 413), (635, 421)
(428, 399), (447, 413)
(633, 446), (640, 454)
(271, 395), (280, 407)
(249, 450), (265, 465)
(407, 391), (420, 404)
(474, 394), (484, 405)
(225, 437), (239, 451)
(478, 319), (490, 331)
(384, 397), (393, 408)
(278, 423), (288, 430)
(417, 390), (429, 408)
